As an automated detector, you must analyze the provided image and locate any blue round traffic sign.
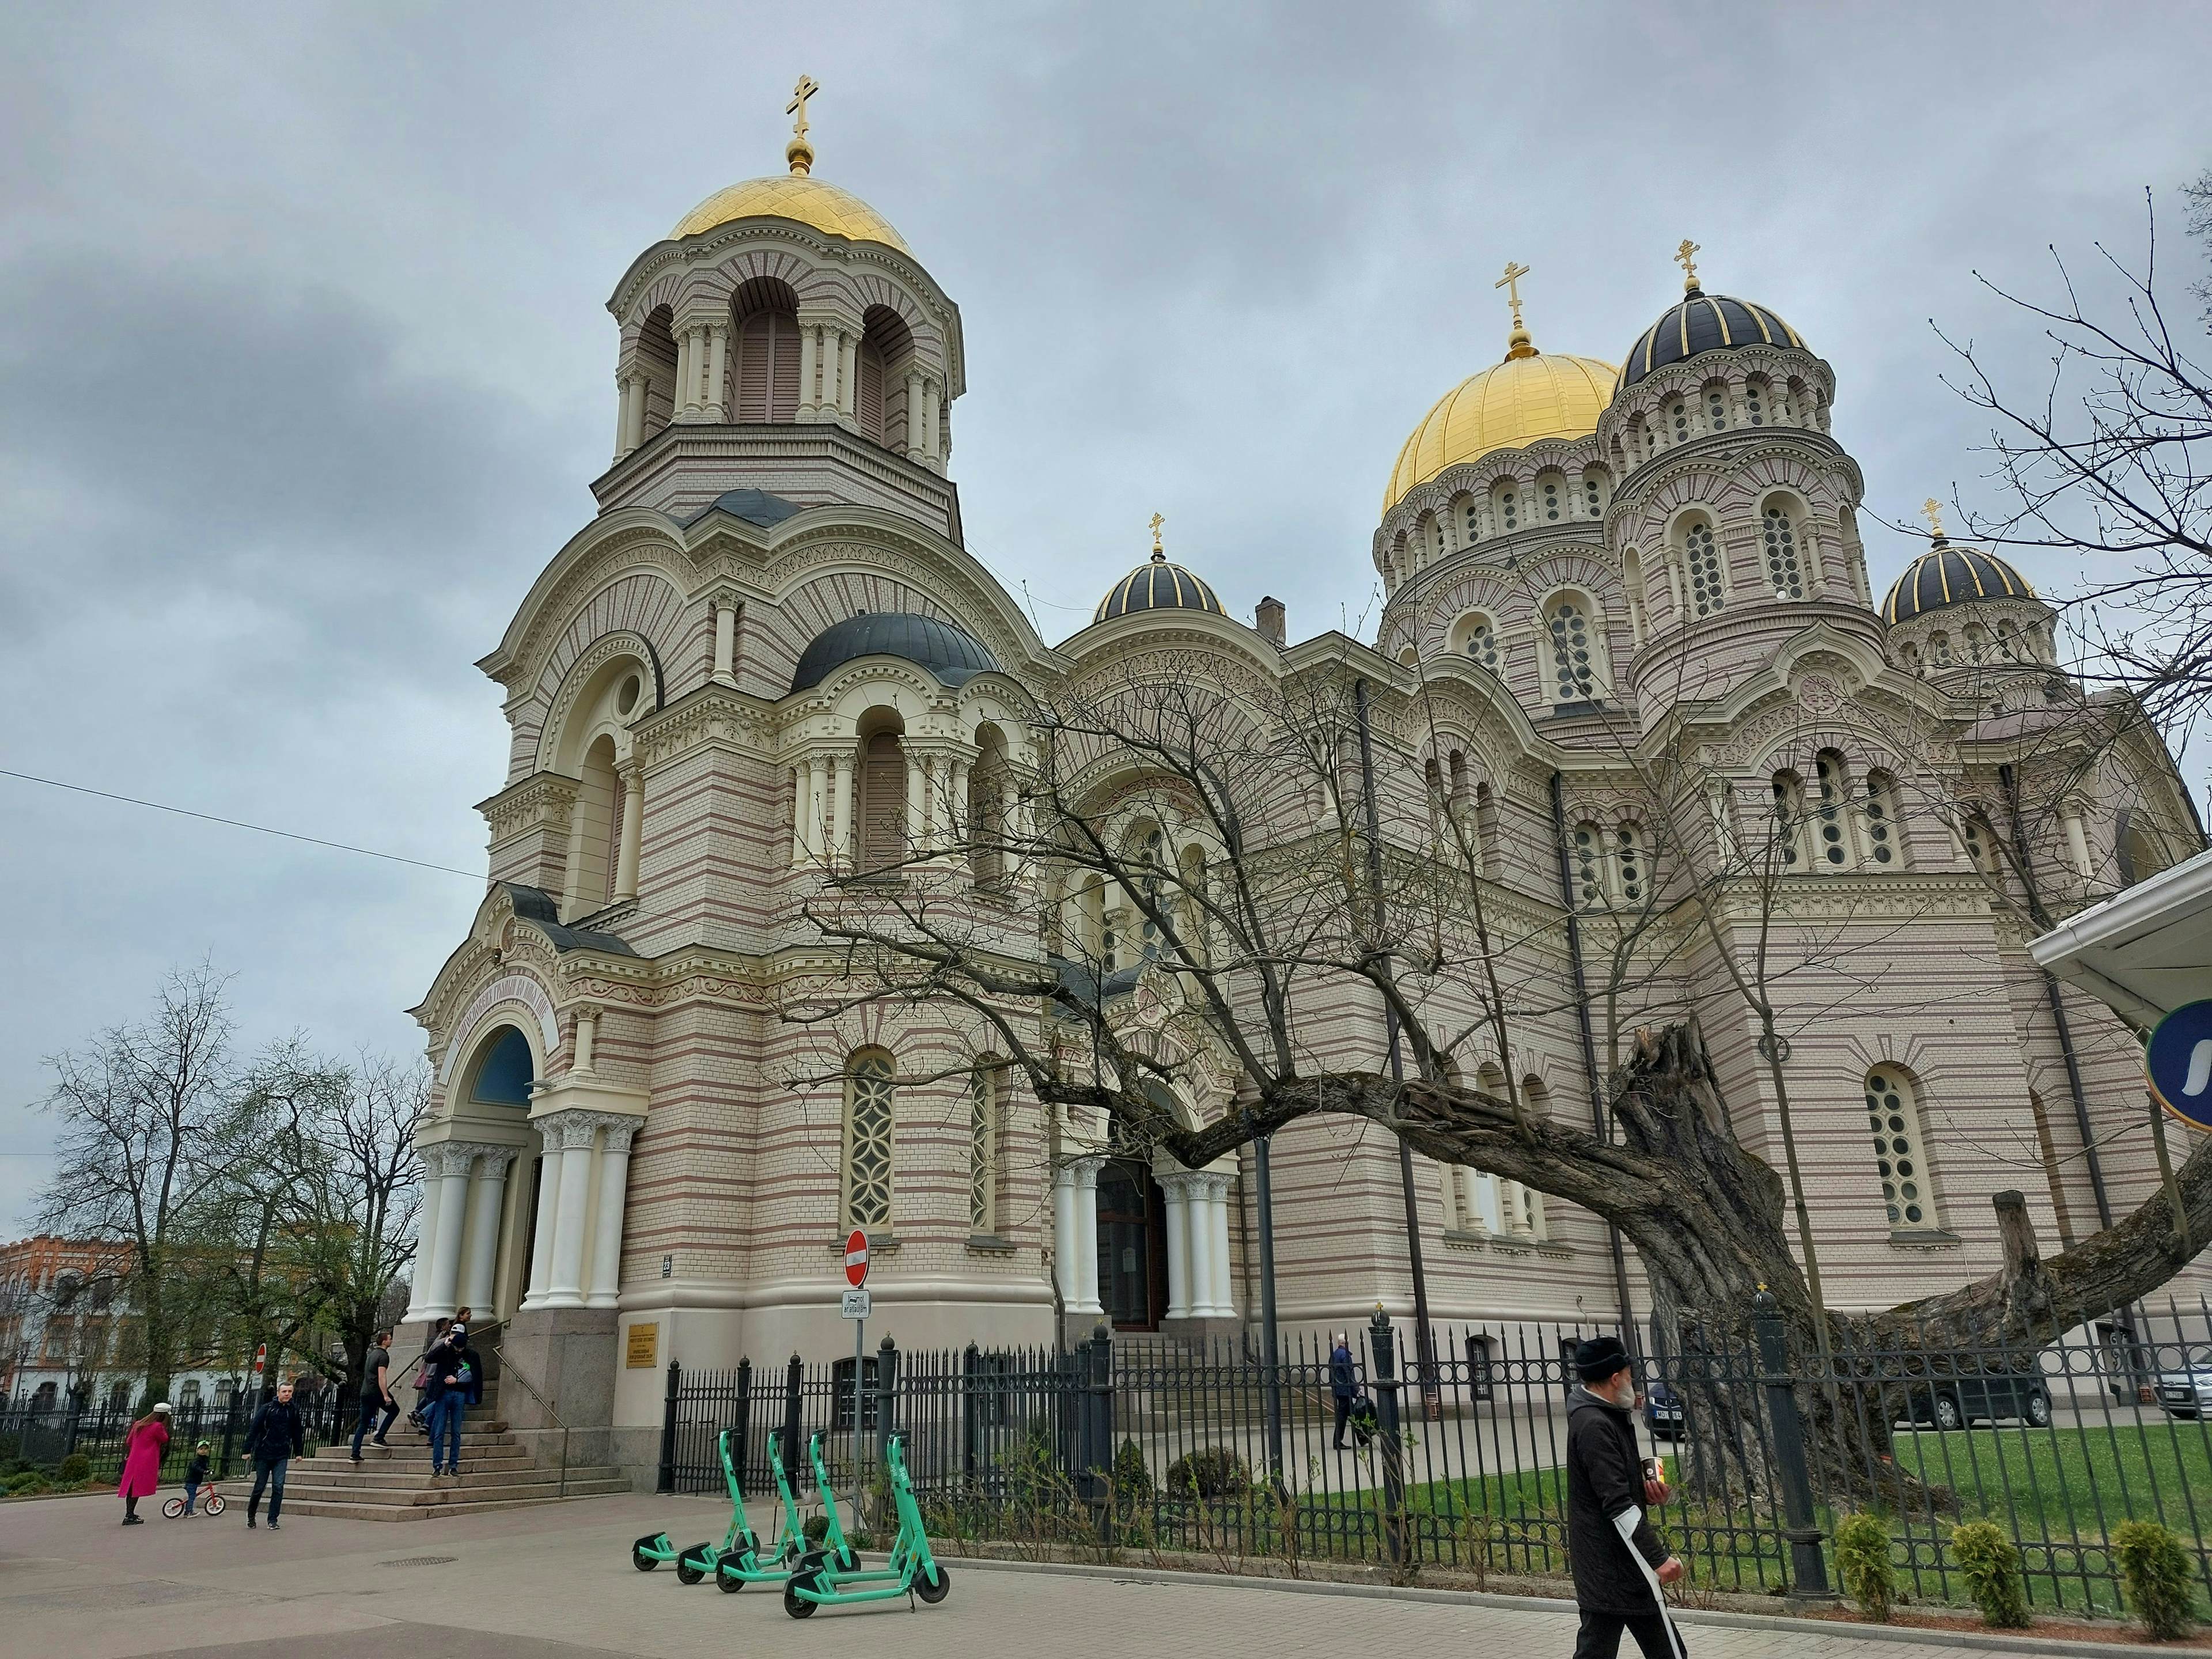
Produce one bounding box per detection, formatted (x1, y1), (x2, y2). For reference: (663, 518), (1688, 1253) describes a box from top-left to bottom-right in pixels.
(2147, 999), (2212, 1130)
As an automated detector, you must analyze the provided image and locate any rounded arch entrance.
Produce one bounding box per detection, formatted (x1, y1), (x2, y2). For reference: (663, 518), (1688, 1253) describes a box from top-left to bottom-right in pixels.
(1094, 1084), (1237, 1331)
(408, 1017), (538, 1327)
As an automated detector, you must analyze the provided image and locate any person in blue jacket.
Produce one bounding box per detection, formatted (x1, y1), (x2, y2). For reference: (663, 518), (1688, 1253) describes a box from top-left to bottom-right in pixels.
(1329, 1334), (1358, 1449)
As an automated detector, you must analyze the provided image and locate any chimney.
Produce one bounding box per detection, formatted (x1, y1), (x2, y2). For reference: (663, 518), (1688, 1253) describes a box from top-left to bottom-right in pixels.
(1255, 596), (1286, 647)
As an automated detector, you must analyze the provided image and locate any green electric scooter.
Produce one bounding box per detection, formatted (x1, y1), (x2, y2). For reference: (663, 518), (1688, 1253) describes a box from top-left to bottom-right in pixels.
(630, 1426), (777, 1581)
(781, 1435), (949, 1619)
(710, 1430), (813, 1592)
(803, 1431), (863, 1574)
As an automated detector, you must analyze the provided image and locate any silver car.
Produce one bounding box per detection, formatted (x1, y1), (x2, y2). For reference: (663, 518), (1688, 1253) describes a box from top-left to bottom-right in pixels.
(2154, 1363), (2212, 1419)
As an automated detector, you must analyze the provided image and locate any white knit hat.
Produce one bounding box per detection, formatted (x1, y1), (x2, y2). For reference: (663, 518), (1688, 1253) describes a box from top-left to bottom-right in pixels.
(152, 1402), (172, 1414)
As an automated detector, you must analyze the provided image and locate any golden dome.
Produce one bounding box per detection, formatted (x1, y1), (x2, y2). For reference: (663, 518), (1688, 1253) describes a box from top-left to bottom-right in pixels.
(1383, 341), (1618, 514)
(671, 173), (910, 253)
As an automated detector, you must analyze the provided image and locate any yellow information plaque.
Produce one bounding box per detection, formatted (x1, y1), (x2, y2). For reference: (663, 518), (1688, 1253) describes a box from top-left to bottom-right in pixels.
(625, 1321), (659, 1369)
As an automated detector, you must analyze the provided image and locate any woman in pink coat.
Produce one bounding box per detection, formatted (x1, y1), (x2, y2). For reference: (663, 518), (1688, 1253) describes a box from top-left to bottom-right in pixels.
(117, 1402), (171, 1525)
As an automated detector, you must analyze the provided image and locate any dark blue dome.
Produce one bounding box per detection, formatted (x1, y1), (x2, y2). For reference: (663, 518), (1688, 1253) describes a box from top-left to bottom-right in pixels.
(789, 612), (1001, 692)
(1094, 551), (1225, 623)
(1882, 544), (2038, 623)
(1618, 284), (1806, 391)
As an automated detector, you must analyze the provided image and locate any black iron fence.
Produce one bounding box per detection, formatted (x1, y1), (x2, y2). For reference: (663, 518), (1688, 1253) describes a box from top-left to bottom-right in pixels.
(658, 1289), (2212, 1615)
(0, 1387), (349, 1487)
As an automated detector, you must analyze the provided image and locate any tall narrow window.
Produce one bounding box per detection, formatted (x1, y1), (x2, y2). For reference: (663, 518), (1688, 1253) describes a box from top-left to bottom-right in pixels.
(1573, 821), (1606, 908)
(1744, 380), (1766, 426)
(1867, 1068), (1938, 1230)
(1541, 479), (1562, 521)
(1464, 499), (1482, 541)
(1706, 385), (1729, 430)
(1771, 771), (1806, 869)
(1960, 814), (1999, 876)
(1669, 399), (1691, 443)
(969, 1069), (999, 1234)
(1813, 751), (1854, 869)
(859, 729), (907, 872)
(1762, 506), (1805, 599)
(1685, 522), (1726, 617)
(843, 1052), (895, 1229)
(1549, 597), (1597, 702)
(1178, 844), (1210, 965)
(1929, 631), (1953, 666)
(1583, 470), (1606, 518)
(1862, 770), (1901, 867)
(1137, 827), (1165, 957)
(1497, 487), (1519, 532)
(1615, 823), (1645, 905)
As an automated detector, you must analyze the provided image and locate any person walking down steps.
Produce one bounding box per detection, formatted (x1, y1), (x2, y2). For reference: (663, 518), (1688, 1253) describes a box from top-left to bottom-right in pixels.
(1565, 1336), (1686, 1659)
(244, 1378), (306, 1530)
(116, 1402), (171, 1525)
(351, 1329), (397, 1463)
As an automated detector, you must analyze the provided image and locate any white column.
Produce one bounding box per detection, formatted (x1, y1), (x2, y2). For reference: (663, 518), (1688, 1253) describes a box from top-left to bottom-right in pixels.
(2063, 808), (2093, 880)
(613, 376), (632, 459)
(613, 765), (643, 901)
(904, 370), (924, 457)
(403, 1156), (447, 1323)
(1160, 1172), (1192, 1320)
(673, 329), (695, 416)
(625, 371), (649, 452)
(459, 1147), (515, 1316)
(948, 759), (969, 841)
(1053, 1159), (1081, 1309)
(1202, 1173), (1234, 1317)
(830, 753), (855, 868)
(922, 378), (942, 464)
(904, 748), (925, 858)
(521, 1143), (563, 1310)
(423, 1145), (472, 1320)
(1070, 1157), (1104, 1316)
(798, 324), (820, 416)
(560, 791), (592, 919)
(838, 331), (859, 421)
(572, 1007), (598, 1075)
(584, 1120), (637, 1309)
(791, 760), (812, 865)
(713, 603), (737, 682)
(542, 1115), (599, 1309)
(706, 325), (729, 420)
(1502, 1180), (1532, 1238)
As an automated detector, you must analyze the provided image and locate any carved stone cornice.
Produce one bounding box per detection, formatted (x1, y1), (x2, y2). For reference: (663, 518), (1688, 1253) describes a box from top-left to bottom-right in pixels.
(478, 772), (581, 845)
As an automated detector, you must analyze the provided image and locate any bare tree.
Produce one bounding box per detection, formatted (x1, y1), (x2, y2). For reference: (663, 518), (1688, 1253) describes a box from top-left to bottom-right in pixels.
(785, 653), (2212, 1503)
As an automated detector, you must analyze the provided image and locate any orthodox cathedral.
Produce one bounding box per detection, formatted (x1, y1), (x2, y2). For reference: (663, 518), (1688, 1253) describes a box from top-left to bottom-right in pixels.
(400, 91), (2203, 1480)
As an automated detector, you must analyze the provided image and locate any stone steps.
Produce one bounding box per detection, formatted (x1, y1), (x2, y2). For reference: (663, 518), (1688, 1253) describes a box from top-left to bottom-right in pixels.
(279, 1414), (632, 1521)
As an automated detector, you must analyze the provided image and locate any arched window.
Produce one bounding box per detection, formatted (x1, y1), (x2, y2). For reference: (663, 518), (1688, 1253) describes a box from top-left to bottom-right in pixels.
(1762, 505), (1806, 599)
(1929, 630), (1952, 666)
(1866, 1067), (1938, 1230)
(859, 306), (913, 450)
(1458, 612), (1499, 671)
(1615, 822), (1646, 905)
(969, 1067), (1000, 1235)
(1668, 398), (1691, 444)
(1414, 512), (1438, 569)
(1862, 770), (1903, 867)
(843, 1051), (896, 1229)
(1572, 820), (1607, 908)
(1622, 548), (1650, 642)
(1539, 476), (1563, 521)
(1813, 750), (1854, 869)
(730, 278), (801, 423)
(1135, 825), (1166, 958)
(176, 1379), (202, 1408)
(1475, 782), (1501, 878)
(1743, 378), (1767, 426)
(635, 306), (679, 438)
(969, 725), (1009, 887)
(1770, 770), (1806, 870)
(858, 725), (908, 873)
(1493, 482), (1520, 533)
(569, 733), (621, 916)
(1547, 596), (1599, 702)
(1463, 498), (1482, 542)
(1582, 468), (1608, 519)
(1705, 382), (1730, 431)
(2116, 809), (2166, 888)
(1684, 520), (1726, 617)
(1960, 813), (1999, 876)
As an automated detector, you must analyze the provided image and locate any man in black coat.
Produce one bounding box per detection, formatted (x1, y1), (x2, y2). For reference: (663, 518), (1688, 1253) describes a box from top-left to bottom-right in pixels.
(1329, 1335), (1358, 1449)
(244, 1377), (306, 1531)
(1565, 1336), (1684, 1659)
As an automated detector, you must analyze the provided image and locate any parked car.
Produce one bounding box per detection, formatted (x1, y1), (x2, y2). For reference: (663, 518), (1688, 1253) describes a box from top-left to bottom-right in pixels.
(1898, 1359), (2052, 1430)
(2152, 1363), (2212, 1419)
(1643, 1380), (1686, 1439)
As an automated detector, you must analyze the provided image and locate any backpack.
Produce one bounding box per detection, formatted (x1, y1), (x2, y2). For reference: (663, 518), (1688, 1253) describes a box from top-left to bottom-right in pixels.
(1349, 1395), (1379, 1449)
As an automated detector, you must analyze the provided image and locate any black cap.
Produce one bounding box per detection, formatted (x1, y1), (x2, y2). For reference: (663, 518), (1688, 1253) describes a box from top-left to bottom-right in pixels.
(448, 1323), (467, 1338)
(1574, 1335), (1631, 1382)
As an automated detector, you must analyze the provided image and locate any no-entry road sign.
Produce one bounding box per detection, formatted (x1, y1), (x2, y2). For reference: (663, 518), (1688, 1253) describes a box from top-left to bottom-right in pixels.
(844, 1229), (870, 1287)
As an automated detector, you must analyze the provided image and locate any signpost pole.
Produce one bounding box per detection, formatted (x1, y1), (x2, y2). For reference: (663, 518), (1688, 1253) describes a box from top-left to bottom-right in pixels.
(852, 1307), (865, 1532)
(842, 1228), (872, 1535)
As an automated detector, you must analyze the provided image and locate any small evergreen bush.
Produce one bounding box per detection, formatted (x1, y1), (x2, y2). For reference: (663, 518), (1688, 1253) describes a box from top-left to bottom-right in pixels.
(1165, 1445), (1247, 1499)
(1833, 1510), (1896, 1621)
(1948, 1521), (2028, 1628)
(56, 1453), (90, 1483)
(2113, 1520), (2197, 1641)
(802, 1513), (830, 1545)
(1111, 1437), (1153, 1510)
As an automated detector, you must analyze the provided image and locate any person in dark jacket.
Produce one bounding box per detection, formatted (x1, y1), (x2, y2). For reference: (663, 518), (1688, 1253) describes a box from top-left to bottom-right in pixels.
(1329, 1334), (1358, 1449)
(421, 1323), (471, 1479)
(244, 1378), (306, 1530)
(1565, 1336), (1684, 1659)
(351, 1330), (397, 1463)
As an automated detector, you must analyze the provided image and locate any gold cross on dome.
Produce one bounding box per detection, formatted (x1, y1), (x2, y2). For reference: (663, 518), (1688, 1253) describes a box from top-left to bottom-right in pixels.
(1675, 239), (1701, 291)
(1494, 261), (1530, 330)
(1149, 512), (1165, 555)
(1921, 498), (1946, 539)
(787, 74), (820, 141)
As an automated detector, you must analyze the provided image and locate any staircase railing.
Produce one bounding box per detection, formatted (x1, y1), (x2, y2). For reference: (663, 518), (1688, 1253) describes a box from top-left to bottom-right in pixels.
(487, 1336), (570, 1499)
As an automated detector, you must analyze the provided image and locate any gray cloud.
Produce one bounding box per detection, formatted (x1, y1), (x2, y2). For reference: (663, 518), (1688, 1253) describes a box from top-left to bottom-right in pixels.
(2, 1), (2208, 1228)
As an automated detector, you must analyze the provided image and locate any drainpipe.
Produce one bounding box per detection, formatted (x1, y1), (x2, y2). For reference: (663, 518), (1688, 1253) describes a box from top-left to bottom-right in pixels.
(1550, 771), (1638, 1340)
(1354, 678), (1437, 1404)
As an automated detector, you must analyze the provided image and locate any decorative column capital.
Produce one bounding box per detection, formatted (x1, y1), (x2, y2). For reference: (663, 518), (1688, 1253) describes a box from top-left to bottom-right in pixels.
(536, 1107), (641, 1152)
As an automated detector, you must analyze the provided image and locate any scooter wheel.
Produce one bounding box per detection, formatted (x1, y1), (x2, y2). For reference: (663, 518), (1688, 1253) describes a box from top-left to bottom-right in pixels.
(783, 1571), (820, 1619)
(632, 1543), (660, 1572)
(675, 1546), (710, 1585)
(914, 1562), (950, 1604)
(716, 1561), (747, 1593)
(835, 1545), (859, 1573)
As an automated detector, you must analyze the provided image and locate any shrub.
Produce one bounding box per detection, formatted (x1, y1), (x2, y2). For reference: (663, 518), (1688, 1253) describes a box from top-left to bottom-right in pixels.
(1833, 1510), (1896, 1621)
(1948, 1521), (2028, 1628)
(802, 1513), (830, 1545)
(1111, 1437), (1153, 1510)
(2113, 1520), (2197, 1641)
(1165, 1445), (1247, 1499)
(56, 1453), (90, 1483)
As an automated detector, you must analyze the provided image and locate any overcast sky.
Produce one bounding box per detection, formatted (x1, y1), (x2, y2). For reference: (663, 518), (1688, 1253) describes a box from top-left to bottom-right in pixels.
(2, 3), (2206, 1233)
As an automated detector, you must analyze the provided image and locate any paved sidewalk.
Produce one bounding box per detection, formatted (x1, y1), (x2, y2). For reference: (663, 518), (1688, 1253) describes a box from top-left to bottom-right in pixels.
(0, 1490), (2138, 1659)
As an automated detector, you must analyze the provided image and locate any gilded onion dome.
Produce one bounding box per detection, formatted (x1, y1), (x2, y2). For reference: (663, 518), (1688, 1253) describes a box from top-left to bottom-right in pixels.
(1617, 277), (1804, 391)
(1095, 548), (1226, 624)
(671, 81), (910, 252)
(1882, 541), (2038, 624)
(1383, 330), (1617, 514)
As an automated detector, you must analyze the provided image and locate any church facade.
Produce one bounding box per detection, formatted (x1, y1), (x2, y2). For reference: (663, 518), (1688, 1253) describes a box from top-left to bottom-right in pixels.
(399, 111), (2204, 1480)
